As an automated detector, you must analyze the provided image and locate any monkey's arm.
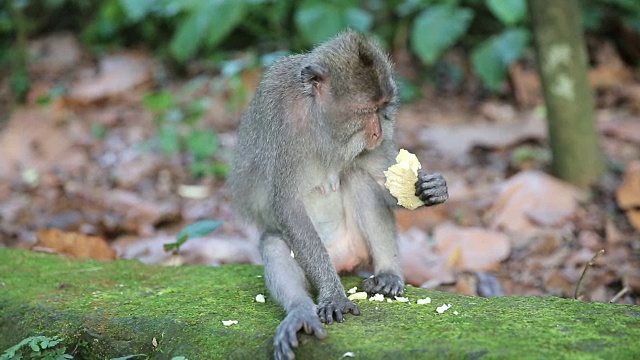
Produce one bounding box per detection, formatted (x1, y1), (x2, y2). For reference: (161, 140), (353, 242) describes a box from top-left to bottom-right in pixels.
(274, 194), (360, 324)
(415, 170), (449, 206)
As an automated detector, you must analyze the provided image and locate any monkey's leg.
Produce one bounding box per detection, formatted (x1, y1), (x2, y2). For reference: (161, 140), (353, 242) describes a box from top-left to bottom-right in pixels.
(350, 178), (405, 296)
(261, 232), (327, 360)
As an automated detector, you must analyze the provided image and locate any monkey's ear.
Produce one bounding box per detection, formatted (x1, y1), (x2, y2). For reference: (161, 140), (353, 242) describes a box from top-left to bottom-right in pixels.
(301, 64), (327, 96)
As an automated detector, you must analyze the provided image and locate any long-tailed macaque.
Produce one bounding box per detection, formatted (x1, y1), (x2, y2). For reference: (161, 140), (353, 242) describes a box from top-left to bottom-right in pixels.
(228, 30), (448, 360)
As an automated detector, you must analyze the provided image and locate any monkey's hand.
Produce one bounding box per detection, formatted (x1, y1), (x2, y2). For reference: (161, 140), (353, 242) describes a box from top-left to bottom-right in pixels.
(317, 294), (360, 324)
(363, 272), (404, 296)
(415, 170), (448, 206)
(274, 307), (327, 360)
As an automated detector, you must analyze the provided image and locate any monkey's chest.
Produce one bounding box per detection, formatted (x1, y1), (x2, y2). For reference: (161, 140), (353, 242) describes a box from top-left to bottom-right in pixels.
(303, 190), (370, 272)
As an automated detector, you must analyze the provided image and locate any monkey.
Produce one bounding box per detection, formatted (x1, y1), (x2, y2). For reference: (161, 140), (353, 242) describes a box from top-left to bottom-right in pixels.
(227, 30), (448, 360)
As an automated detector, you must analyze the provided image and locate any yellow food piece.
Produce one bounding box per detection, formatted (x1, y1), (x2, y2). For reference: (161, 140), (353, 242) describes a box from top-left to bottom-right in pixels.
(348, 291), (368, 300)
(384, 149), (423, 210)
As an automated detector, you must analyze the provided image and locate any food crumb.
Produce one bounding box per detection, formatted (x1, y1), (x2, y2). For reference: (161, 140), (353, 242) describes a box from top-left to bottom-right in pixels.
(436, 304), (452, 314)
(255, 294), (266, 303)
(222, 320), (238, 326)
(387, 299), (393, 303)
(341, 352), (355, 358)
(369, 293), (385, 302)
(347, 286), (358, 294)
(453, 311), (459, 315)
(348, 291), (368, 300)
(416, 297), (432, 305)
(394, 296), (410, 303)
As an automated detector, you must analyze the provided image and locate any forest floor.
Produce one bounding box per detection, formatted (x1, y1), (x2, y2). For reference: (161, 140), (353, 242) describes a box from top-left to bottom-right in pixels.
(1, 32), (639, 305)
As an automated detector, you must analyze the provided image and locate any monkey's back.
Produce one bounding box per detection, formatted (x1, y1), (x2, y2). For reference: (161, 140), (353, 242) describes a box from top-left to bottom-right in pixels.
(227, 55), (308, 228)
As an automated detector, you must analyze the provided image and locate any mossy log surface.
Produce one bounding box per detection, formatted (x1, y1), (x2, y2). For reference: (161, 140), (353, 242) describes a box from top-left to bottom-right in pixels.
(1, 249), (639, 359)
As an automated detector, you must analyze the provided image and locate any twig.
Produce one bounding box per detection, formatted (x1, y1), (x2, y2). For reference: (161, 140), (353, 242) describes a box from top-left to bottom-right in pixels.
(609, 286), (630, 304)
(574, 249), (605, 300)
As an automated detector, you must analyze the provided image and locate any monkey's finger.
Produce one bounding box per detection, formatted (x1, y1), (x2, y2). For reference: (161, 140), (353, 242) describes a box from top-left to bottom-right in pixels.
(349, 304), (361, 316)
(421, 194), (449, 205)
(275, 341), (295, 360)
(418, 186), (448, 199)
(301, 318), (327, 338)
(382, 283), (393, 295)
(333, 309), (345, 323)
(286, 327), (299, 348)
(318, 306), (334, 324)
(432, 195), (449, 204)
(417, 171), (444, 182)
(415, 176), (447, 194)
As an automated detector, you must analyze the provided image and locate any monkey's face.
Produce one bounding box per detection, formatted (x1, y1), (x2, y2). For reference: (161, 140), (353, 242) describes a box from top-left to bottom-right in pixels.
(308, 31), (399, 153)
(320, 92), (397, 155)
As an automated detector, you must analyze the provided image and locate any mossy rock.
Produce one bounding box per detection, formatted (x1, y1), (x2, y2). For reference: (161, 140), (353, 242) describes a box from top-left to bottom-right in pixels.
(0, 249), (638, 359)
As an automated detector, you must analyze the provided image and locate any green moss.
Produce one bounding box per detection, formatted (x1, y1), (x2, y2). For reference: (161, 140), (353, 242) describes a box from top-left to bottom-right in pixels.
(1, 249), (639, 359)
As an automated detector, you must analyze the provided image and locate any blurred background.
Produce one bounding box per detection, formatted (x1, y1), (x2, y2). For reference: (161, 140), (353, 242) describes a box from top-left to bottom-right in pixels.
(0, 0), (638, 304)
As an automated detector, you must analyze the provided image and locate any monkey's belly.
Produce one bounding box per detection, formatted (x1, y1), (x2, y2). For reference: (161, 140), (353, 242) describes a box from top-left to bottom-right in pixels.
(304, 190), (370, 273)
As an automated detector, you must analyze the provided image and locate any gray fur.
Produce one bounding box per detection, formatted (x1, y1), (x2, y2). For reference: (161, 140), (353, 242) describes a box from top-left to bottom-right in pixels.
(227, 30), (447, 360)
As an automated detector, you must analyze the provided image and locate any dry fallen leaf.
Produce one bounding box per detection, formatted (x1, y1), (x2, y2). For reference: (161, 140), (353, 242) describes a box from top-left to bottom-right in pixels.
(34, 228), (116, 261)
(418, 116), (547, 158)
(0, 108), (87, 179)
(616, 161), (640, 230)
(29, 32), (82, 75)
(66, 53), (153, 105)
(434, 223), (511, 272)
(398, 228), (455, 288)
(487, 171), (585, 233)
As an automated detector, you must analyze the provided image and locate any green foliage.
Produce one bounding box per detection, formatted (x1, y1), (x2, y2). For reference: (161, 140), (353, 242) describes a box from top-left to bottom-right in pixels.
(109, 355), (146, 360)
(486, 0), (527, 26)
(581, 0), (640, 31)
(163, 220), (223, 254)
(143, 85), (226, 178)
(1, 336), (73, 360)
(1, 0), (639, 96)
(510, 146), (551, 167)
(169, 1), (246, 63)
(406, 0), (531, 92)
(471, 28), (530, 91)
(295, 0), (373, 45)
(410, 4), (474, 65)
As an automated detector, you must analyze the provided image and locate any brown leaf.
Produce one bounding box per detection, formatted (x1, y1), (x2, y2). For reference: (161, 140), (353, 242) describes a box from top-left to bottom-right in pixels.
(508, 62), (542, 108)
(600, 120), (640, 145)
(419, 115), (546, 158)
(625, 210), (640, 231)
(394, 206), (449, 232)
(104, 189), (180, 236)
(589, 42), (633, 90)
(66, 53), (153, 105)
(29, 32), (82, 75)
(433, 223), (511, 272)
(0, 108), (87, 179)
(616, 161), (640, 209)
(398, 228), (455, 288)
(35, 229), (116, 260)
(488, 171), (585, 233)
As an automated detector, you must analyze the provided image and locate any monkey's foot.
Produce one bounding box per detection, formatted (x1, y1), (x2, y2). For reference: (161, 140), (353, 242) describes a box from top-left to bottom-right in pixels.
(274, 308), (327, 360)
(363, 272), (404, 296)
(317, 295), (360, 324)
(415, 170), (448, 206)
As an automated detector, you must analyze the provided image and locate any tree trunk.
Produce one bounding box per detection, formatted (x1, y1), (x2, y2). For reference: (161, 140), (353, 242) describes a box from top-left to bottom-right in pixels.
(528, 0), (605, 189)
